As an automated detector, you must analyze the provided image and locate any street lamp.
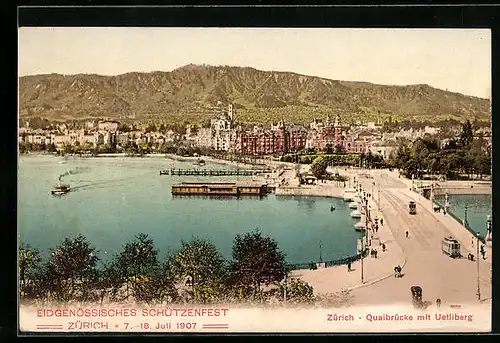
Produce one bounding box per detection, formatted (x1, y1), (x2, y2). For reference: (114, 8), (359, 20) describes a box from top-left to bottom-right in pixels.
(486, 215), (492, 242)
(476, 231), (481, 301)
(464, 205), (469, 228)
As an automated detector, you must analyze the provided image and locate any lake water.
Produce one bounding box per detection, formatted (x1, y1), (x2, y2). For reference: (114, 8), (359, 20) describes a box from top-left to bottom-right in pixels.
(18, 155), (362, 265)
(434, 194), (492, 237)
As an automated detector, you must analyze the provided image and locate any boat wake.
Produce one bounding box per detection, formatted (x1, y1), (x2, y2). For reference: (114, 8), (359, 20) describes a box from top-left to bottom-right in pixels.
(70, 172), (151, 191)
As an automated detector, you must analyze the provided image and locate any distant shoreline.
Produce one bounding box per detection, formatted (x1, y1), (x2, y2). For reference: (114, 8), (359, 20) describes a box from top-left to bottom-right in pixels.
(18, 152), (492, 196)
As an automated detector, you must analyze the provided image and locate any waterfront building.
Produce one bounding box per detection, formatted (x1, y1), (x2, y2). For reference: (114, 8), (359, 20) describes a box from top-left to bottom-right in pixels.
(368, 140), (397, 160)
(210, 103), (235, 151)
(343, 129), (378, 154)
(79, 133), (98, 147)
(196, 128), (212, 148)
(98, 120), (120, 132)
(52, 133), (71, 147)
(287, 125), (307, 152)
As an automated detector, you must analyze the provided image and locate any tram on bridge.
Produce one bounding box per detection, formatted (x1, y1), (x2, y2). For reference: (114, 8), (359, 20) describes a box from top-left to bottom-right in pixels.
(441, 236), (461, 258)
(409, 201), (417, 215)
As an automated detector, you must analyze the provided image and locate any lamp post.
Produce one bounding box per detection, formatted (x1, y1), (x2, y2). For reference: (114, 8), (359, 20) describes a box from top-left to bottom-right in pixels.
(430, 176), (434, 209)
(486, 215), (492, 242)
(476, 231), (481, 301)
(464, 205), (469, 228)
(372, 181), (375, 202)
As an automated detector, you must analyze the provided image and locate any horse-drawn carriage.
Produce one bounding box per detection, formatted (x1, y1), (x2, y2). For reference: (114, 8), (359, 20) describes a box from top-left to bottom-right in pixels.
(410, 286), (428, 309)
(394, 265), (403, 278)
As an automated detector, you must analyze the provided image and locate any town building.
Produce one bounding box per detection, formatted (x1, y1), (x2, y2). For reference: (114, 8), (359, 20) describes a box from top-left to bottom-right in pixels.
(98, 120), (120, 133)
(210, 104), (235, 151)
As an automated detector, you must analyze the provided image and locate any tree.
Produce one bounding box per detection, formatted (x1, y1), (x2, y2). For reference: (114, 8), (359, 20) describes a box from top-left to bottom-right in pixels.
(334, 144), (346, 155)
(116, 233), (159, 300)
(310, 156), (328, 180)
(230, 230), (287, 299)
(443, 139), (459, 150)
(120, 123), (132, 133)
(19, 243), (41, 299)
(169, 238), (227, 304)
(145, 124), (157, 133)
(45, 235), (99, 302)
(459, 120), (474, 149)
(324, 143), (333, 154)
(128, 262), (178, 305)
(268, 277), (315, 305)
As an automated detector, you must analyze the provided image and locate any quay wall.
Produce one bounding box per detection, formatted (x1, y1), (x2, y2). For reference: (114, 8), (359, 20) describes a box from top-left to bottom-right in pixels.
(432, 187), (491, 196)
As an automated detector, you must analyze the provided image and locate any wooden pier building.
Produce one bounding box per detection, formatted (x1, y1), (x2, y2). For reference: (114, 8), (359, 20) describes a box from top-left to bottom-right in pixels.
(171, 181), (268, 196)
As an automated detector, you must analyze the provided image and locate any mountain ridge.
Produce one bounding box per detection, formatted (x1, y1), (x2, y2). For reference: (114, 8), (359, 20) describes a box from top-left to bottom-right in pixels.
(19, 64), (491, 125)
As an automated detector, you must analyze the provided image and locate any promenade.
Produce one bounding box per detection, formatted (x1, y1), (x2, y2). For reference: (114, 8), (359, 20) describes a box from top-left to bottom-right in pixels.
(291, 167), (491, 310)
(351, 170), (491, 308)
(188, 156), (491, 308)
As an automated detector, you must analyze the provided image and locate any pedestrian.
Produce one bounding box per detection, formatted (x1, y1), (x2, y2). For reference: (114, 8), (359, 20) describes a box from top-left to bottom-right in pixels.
(380, 218), (383, 226)
(472, 238), (474, 247)
(382, 243), (386, 252)
(347, 261), (352, 272)
(436, 298), (441, 308)
(481, 250), (486, 260)
(406, 231), (409, 238)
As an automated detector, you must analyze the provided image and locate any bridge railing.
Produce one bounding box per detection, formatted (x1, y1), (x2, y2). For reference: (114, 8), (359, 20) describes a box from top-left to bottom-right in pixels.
(285, 251), (366, 271)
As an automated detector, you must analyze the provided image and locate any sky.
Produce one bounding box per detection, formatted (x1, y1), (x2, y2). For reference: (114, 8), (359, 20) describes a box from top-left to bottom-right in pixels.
(18, 27), (491, 99)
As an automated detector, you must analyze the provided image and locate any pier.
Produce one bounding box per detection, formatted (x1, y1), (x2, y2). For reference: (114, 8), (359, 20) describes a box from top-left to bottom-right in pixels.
(172, 181), (268, 196)
(161, 168), (270, 176)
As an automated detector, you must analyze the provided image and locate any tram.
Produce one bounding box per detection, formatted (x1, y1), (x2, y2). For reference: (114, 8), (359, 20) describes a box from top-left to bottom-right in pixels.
(409, 201), (417, 215)
(441, 236), (461, 258)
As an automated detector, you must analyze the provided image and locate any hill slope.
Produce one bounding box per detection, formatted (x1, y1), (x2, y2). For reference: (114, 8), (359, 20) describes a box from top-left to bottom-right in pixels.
(18, 64), (491, 125)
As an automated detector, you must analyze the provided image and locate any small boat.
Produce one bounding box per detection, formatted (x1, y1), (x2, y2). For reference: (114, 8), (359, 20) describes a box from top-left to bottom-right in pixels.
(193, 158), (206, 166)
(343, 194), (355, 202)
(350, 210), (362, 218)
(51, 183), (71, 195)
(349, 202), (359, 209)
(342, 189), (356, 202)
(354, 222), (366, 232)
(330, 205), (335, 212)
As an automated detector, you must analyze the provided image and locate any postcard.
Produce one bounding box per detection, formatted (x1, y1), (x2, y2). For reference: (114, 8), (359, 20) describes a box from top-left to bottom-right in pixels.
(18, 27), (492, 333)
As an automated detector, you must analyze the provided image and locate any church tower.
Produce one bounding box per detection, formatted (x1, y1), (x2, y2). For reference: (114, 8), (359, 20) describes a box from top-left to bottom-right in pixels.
(334, 115), (342, 148)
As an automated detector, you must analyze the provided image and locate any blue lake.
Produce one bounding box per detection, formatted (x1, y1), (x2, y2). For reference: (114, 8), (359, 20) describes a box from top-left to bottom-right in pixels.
(434, 194), (492, 237)
(18, 155), (363, 265)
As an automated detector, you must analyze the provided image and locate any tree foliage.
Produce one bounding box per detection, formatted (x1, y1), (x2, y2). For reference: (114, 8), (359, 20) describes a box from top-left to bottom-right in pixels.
(230, 230), (287, 294)
(388, 120), (491, 180)
(37, 235), (99, 303)
(19, 232), (355, 307)
(169, 238), (228, 304)
(310, 156), (328, 179)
